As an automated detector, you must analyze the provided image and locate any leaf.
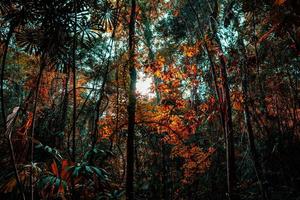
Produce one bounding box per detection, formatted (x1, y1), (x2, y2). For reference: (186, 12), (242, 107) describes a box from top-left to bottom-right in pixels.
(37, 175), (67, 194)
(85, 166), (93, 174)
(156, 56), (165, 67)
(5, 107), (19, 130)
(257, 26), (277, 44)
(1, 178), (17, 193)
(72, 167), (80, 177)
(91, 166), (108, 180)
(35, 143), (43, 148)
(60, 160), (71, 180)
(199, 103), (209, 112)
(274, 0), (286, 5)
(51, 160), (59, 177)
(233, 101), (243, 111)
(91, 167), (103, 177)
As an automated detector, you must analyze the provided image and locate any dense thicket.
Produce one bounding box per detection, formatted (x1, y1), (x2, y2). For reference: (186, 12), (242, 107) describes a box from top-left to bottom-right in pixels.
(0, 0), (299, 199)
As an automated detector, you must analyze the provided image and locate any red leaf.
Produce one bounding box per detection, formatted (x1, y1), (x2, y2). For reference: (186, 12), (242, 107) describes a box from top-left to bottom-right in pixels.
(257, 25), (278, 44)
(60, 160), (71, 180)
(51, 160), (59, 176)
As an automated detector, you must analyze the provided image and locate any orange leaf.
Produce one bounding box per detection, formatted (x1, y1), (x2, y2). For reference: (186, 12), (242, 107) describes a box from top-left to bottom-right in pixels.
(173, 10), (180, 16)
(274, 0), (286, 5)
(233, 101), (243, 111)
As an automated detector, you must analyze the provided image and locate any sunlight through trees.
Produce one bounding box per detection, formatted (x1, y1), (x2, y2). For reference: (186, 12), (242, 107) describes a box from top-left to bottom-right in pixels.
(0, 0), (299, 199)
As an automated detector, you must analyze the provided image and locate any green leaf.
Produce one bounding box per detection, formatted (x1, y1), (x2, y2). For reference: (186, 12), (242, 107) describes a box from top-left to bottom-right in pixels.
(85, 166), (93, 174)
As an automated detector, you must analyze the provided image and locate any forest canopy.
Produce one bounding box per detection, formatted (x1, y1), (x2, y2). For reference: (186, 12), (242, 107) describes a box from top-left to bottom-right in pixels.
(0, 0), (299, 199)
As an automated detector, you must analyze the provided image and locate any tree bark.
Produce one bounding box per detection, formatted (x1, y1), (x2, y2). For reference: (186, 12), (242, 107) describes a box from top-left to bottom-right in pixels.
(215, 35), (237, 200)
(186, 1), (236, 198)
(30, 54), (45, 200)
(90, 0), (120, 163)
(239, 38), (269, 200)
(72, 0), (77, 163)
(0, 24), (13, 130)
(61, 62), (70, 150)
(207, 0), (237, 196)
(186, 0), (226, 135)
(126, 0), (137, 199)
(6, 107), (26, 200)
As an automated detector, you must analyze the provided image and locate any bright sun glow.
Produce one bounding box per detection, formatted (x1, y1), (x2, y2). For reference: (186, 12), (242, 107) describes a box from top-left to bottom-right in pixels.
(136, 72), (155, 98)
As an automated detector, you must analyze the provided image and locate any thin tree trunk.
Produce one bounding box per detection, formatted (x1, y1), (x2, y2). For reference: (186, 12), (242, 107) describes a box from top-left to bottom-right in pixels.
(239, 38), (269, 200)
(110, 62), (119, 151)
(72, 0), (77, 163)
(187, 2), (235, 198)
(30, 54), (45, 200)
(216, 37), (237, 200)
(252, 1), (270, 135)
(162, 143), (168, 200)
(6, 107), (26, 200)
(61, 62), (70, 150)
(0, 24), (13, 130)
(126, 0), (137, 199)
(90, 0), (120, 163)
(186, 0), (226, 135)
(205, 0), (238, 195)
(0, 21), (25, 200)
(71, 2), (78, 200)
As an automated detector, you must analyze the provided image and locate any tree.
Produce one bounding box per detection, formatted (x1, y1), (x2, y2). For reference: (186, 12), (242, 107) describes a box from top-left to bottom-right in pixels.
(0, 0), (300, 199)
(126, 0), (137, 199)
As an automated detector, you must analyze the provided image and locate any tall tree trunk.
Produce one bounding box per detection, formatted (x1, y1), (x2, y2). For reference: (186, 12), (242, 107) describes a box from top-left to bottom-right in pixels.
(251, 1), (270, 135)
(213, 33), (237, 200)
(187, 0), (226, 135)
(61, 62), (70, 150)
(0, 21), (25, 200)
(187, 1), (234, 198)
(30, 54), (45, 200)
(239, 38), (269, 200)
(126, 0), (137, 199)
(6, 107), (26, 200)
(162, 143), (168, 200)
(206, 0), (237, 195)
(71, 2), (77, 200)
(243, 71), (269, 200)
(72, 0), (77, 163)
(90, 0), (120, 162)
(0, 24), (13, 130)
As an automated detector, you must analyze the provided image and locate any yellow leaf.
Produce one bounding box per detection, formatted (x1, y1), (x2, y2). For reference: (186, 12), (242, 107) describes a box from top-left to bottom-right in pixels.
(185, 50), (194, 57)
(157, 56), (165, 67)
(154, 70), (161, 78)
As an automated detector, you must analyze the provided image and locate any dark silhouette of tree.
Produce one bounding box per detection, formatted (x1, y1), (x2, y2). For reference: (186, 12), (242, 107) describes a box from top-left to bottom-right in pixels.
(126, 0), (137, 199)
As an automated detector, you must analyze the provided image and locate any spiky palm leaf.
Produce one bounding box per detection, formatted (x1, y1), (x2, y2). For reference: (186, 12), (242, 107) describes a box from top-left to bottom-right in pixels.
(92, 0), (118, 32)
(15, 28), (42, 54)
